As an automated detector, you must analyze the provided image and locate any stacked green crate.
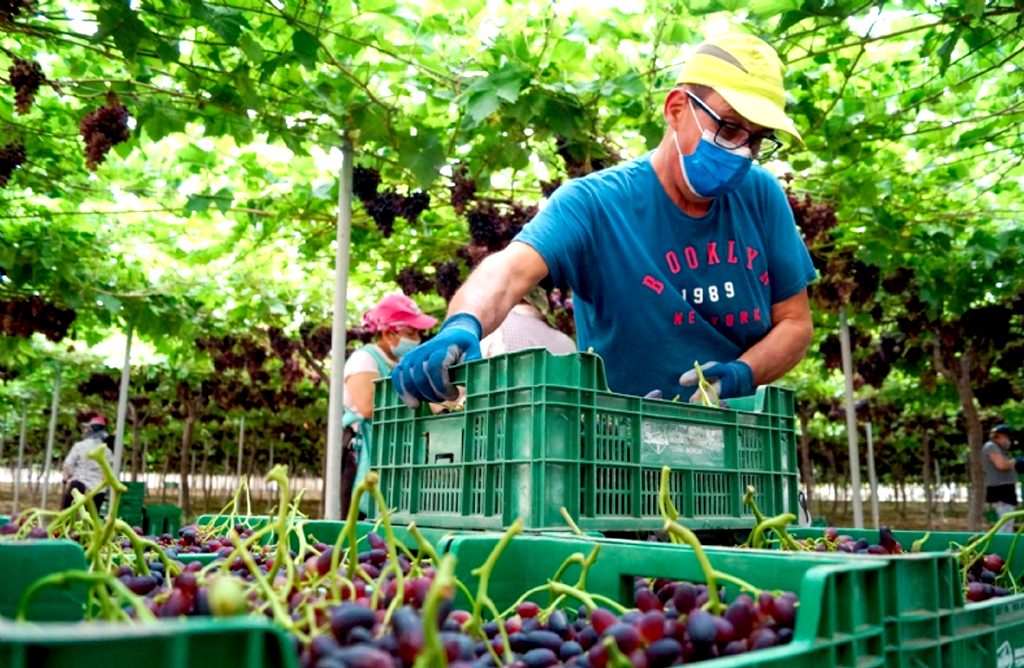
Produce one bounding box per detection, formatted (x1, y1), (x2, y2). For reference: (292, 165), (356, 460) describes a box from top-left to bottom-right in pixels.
(108, 481), (145, 528)
(369, 350), (799, 532)
(144, 504), (182, 537)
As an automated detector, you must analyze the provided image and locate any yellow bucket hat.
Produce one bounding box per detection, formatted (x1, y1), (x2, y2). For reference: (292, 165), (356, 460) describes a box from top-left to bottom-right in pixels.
(675, 34), (804, 147)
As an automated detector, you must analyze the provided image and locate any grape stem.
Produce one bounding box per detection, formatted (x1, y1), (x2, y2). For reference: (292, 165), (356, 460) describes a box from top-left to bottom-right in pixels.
(367, 477), (407, 628)
(84, 445), (128, 568)
(602, 635), (635, 668)
(226, 528), (291, 628)
(17, 569), (156, 623)
(466, 519), (522, 665)
(559, 507), (585, 536)
(413, 553), (457, 668)
(657, 467), (681, 543)
(749, 514), (804, 552)
(693, 361), (719, 407)
(663, 520), (725, 614)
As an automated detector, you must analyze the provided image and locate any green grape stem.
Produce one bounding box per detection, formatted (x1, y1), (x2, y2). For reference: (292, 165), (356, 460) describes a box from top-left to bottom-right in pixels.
(664, 520), (726, 614)
(226, 528), (292, 629)
(1003, 524), (1024, 580)
(413, 553), (457, 668)
(693, 361), (719, 407)
(466, 519), (522, 665)
(559, 507), (586, 536)
(657, 467), (680, 543)
(17, 570), (156, 623)
(84, 446), (128, 567)
(602, 635), (635, 668)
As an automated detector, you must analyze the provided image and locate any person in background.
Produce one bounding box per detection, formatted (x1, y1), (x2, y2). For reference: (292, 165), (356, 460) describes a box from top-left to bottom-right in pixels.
(479, 286), (576, 357)
(983, 424), (1022, 533)
(341, 294), (437, 516)
(61, 415), (114, 510)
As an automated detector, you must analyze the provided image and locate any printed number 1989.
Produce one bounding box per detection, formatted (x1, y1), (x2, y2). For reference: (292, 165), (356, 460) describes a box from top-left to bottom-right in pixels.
(682, 282), (735, 304)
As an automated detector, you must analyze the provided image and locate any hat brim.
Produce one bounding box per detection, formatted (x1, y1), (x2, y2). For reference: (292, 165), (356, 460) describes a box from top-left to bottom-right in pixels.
(715, 86), (805, 148)
(401, 313), (438, 330)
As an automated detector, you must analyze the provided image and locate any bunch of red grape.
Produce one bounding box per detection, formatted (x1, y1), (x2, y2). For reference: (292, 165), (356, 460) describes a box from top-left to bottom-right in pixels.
(881, 267), (914, 296)
(541, 179), (562, 198)
(809, 526), (904, 555)
(786, 190), (837, 248)
(0, 295), (76, 340)
(0, 139), (26, 188)
(857, 349), (891, 388)
(352, 166), (381, 202)
(395, 266), (433, 296)
(269, 327), (298, 361)
(79, 93), (131, 170)
(300, 322), (333, 360)
(9, 57), (43, 115)
(965, 553), (1013, 602)
(351, 165), (434, 238)
(450, 165), (477, 215)
(77, 372), (121, 401)
(554, 135), (617, 179)
(810, 252), (881, 314)
(367, 190), (400, 238)
(399, 191), (431, 224)
(433, 261), (463, 302)
(0, 0), (32, 22)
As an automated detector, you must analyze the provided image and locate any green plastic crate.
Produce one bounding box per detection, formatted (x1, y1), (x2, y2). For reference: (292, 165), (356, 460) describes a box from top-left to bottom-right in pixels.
(0, 541), (89, 622)
(144, 504), (182, 537)
(369, 349), (798, 532)
(194, 515), (460, 553)
(0, 617), (298, 668)
(97, 482), (146, 528)
(787, 527), (1024, 575)
(442, 534), (1024, 667)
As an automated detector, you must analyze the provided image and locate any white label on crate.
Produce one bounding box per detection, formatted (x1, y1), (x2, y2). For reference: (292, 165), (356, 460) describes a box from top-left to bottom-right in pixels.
(640, 420), (725, 467)
(997, 641), (1012, 668)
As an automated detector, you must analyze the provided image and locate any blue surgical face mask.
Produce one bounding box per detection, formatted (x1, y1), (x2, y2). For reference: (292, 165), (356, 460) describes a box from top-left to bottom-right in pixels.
(391, 336), (418, 359)
(675, 103), (753, 199)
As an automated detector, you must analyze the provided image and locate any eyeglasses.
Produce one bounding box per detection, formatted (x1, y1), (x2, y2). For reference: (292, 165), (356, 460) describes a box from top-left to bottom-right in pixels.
(686, 91), (783, 161)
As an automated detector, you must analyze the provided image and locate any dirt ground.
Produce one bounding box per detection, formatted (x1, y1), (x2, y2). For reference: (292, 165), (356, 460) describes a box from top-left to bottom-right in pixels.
(809, 498), (974, 532)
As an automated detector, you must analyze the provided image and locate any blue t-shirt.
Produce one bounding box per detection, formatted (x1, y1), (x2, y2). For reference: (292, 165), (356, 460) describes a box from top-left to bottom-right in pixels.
(515, 153), (817, 398)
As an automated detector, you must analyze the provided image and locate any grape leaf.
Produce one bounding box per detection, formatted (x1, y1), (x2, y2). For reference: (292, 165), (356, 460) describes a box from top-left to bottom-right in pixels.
(399, 133), (446, 189)
(292, 30), (320, 70)
(190, 1), (250, 45)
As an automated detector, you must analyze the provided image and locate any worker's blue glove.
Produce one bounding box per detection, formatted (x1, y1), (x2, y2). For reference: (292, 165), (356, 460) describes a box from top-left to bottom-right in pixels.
(392, 313), (482, 409)
(678, 361), (754, 404)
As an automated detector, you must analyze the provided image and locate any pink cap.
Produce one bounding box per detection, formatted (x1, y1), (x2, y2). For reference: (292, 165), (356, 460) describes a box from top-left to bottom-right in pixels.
(362, 294), (438, 333)
(89, 416), (106, 426)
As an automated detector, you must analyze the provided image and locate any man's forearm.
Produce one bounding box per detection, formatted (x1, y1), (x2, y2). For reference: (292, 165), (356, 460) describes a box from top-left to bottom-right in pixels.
(738, 318), (814, 386)
(447, 243), (549, 338)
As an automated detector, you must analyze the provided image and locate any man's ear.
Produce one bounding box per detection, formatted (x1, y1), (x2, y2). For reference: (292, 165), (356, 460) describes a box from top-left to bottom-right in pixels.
(663, 87), (688, 127)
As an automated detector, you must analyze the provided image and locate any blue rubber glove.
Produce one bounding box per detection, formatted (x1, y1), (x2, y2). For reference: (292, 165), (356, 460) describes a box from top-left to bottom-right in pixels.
(678, 361), (754, 404)
(392, 313), (482, 409)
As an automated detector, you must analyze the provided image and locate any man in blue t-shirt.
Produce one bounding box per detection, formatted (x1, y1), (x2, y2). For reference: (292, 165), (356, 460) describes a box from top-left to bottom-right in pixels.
(393, 33), (817, 406)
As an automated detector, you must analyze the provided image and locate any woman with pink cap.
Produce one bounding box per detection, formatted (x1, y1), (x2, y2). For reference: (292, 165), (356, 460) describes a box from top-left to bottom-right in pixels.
(341, 294), (437, 515)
